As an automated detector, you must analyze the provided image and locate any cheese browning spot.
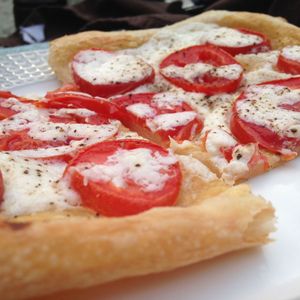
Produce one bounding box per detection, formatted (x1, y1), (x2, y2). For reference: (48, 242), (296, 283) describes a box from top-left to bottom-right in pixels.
(75, 148), (178, 192)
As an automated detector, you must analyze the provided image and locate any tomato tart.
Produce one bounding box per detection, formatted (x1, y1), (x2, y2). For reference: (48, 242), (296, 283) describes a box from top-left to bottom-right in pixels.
(3, 9), (300, 299)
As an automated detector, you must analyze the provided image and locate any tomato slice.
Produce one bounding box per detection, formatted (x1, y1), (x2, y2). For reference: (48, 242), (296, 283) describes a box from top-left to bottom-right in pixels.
(231, 77), (300, 154)
(112, 92), (203, 145)
(38, 91), (120, 119)
(159, 45), (243, 95)
(45, 84), (80, 98)
(208, 28), (271, 56)
(277, 46), (300, 75)
(72, 49), (155, 98)
(65, 139), (181, 217)
(0, 129), (72, 156)
(0, 90), (34, 120)
(0, 96), (119, 161)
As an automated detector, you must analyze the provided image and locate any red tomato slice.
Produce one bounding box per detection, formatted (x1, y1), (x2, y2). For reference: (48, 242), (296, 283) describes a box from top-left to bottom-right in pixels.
(277, 46), (300, 75)
(210, 28), (271, 56)
(159, 45), (243, 95)
(65, 139), (181, 217)
(0, 90), (34, 120)
(0, 91), (15, 99)
(0, 96), (119, 161)
(261, 77), (300, 89)
(72, 49), (155, 98)
(45, 84), (80, 98)
(38, 92), (120, 119)
(0, 130), (66, 151)
(231, 77), (300, 154)
(112, 92), (203, 145)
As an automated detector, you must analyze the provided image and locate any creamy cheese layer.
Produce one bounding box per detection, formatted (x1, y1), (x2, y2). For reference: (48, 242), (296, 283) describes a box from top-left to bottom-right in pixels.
(75, 148), (178, 192)
(151, 92), (184, 109)
(161, 63), (243, 82)
(146, 111), (197, 131)
(237, 85), (300, 139)
(282, 45), (300, 62)
(0, 97), (35, 112)
(0, 153), (80, 216)
(126, 103), (156, 118)
(236, 51), (291, 85)
(205, 27), (263, 47)
(73, 50), (153, 85)
(0, 102), (120, 154)
(222, 144), (256, 184)
(205, 129), (237, 170)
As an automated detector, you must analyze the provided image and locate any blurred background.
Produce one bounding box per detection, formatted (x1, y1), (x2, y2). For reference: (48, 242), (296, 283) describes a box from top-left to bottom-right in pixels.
(0, 0), (80, 38)
(0, 0), (300, 47)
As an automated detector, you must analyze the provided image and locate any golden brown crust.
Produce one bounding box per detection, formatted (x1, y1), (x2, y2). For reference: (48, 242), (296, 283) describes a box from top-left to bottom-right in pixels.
(0, 184), (274, 300)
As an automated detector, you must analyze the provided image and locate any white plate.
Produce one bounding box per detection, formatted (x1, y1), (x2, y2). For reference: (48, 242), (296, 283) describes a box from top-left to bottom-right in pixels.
(10, 80), (300, 300)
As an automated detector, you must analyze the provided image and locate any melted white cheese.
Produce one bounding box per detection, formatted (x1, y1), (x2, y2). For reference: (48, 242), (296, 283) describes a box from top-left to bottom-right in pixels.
(177, 91), (209, 118)
(73, 50), (153, 85)
(0, 97), (35, 112)
(147, 111), (197, 131)
(281, 45), (300, 62)
(237, 84), (300, 139)
(151, 92), (184, 109)
(203, 93), (234, 132)
(52, 108), (96, 118)
(75, 148), (178, 192)
(126, 103), (156, 118)
(222, 144), (256, 184)
(205, 27), (263, 47)
(0, 153), (80, 216)
(205, 129), (237, 170)
(236, 51), (290, 85)
(0, 108), (120, 145)
(161, 63), (243, 82)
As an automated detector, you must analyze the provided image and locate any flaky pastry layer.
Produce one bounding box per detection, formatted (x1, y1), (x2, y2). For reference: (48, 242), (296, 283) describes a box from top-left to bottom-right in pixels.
(0, 184), (274, 300)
